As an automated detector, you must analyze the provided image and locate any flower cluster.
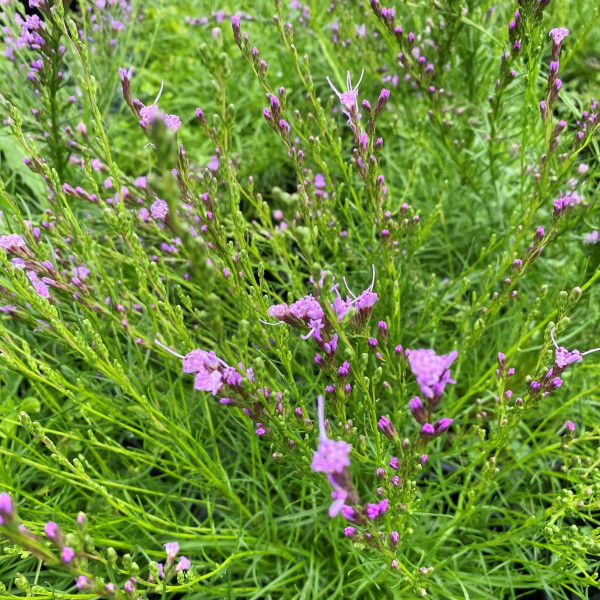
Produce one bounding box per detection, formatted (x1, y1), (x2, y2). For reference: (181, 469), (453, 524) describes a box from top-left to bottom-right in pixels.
(267, 267), (378, 347)
(408, 348), (458, 407)
(1, 492), (191, 596)
(311, 395), (360, 518)
(529, 329), (600, 398)
(155, 340), (252, 400)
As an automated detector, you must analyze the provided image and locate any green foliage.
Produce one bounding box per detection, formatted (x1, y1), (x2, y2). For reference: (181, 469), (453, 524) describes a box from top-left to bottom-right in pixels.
(0, 0), (599, 598)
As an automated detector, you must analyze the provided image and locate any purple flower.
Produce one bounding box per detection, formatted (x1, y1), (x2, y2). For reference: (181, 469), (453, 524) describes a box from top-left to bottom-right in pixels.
(326, 69), (364, 115)
(150, 199), (169, 220)
(338, 361), (350, 379)
(311, 395), (351, 475)
(329, 489), (348, 517)
(312, 437), (351, 474)
(408, 349), (458, 402)
(194, 370), (223, 395)
(365, 503), (380, 519)
(584, 230), (599, 244)
(550, 377), (563, 390)
(378, 320), (388, 340)
(409, 396), (427, 424)
(61, 546), (75, 563)
(163, 114), (182, 132)
(434, 418), (453, 434)
(0, 234), (27, 254)
(420, 423), (435, 436)
(176, 556), (191, 572)
(75, 576), (89, 590)
(566, 420), (575, 433)
(375, 88), (390, 115)
(27, 271), (51, 299)
(341, 505), (357, 521)
(44, 521), (60, 539)
(0, 493), (13, 518)
(355, 290), (378, 315)
(549, 27), (569, 45)
(182, 349), (220, 373)
(377, 415), (396, 439)
(164, 541), (179, 560)
(344, 526), (356, 537)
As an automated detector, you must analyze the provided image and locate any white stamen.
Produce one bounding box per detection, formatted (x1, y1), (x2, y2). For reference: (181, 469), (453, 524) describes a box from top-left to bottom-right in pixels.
(326, 76), (341, 99)
(301, 326), (316, 340)
(153, 79), (164, 105)
(368, 263), (376, 291)
(154, 339), (184, 359)
(356, 68), (365, 88)
(582, 347), (600, 356)
(343, 276), (357, 299)
(550, 327), (559, 350)
(259, 318), (284, 326)
(317, 394), (327, 440)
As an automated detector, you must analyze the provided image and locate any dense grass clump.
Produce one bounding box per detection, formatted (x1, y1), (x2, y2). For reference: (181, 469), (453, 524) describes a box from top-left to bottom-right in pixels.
(0, 0), (599, 598)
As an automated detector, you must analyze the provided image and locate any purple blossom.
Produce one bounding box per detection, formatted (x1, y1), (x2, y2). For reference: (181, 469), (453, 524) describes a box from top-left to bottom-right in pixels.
(326, 69), (364, 116)
(409, 396), (427, 424)
(176, 556), (191, 572)
(329, 489), (348, 517)
(44, 521), (60, 539)
(377, 415), (396, 439)
(549, 27), (569, 45)
(75, 576), (89, 590)
(434, 418), (453, 434)
(150, 199), (169, 220)
(163, 114), (182, 132)
(0, 234), (27, 254)
(420, 423), (435, 436)
(408, 348), (458, 402)
(584, 230), (599, 244)
(0, 493), (13, 520)
(27, 271), (51, 299)
(61, 546), (75, 563)
(194, 369), (223, 395)
(341, 505), (357, 521)
(312, 437), (351, 474)
(164, 541), (179, 560)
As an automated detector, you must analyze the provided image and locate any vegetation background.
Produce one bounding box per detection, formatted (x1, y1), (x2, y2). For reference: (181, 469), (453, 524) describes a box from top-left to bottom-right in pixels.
(0, 0), (599, 598)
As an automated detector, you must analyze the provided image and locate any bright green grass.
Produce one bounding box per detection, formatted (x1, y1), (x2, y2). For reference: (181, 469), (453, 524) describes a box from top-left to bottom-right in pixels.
(0, 0), (599, 598)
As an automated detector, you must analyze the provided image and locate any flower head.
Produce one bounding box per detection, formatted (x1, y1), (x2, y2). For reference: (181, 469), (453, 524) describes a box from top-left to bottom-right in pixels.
(61, 546), (75, 563)
(163, 113), (181, 132)
(139, 80), (164, 126)
(549, 28), (569, 45)
(150, 198), (169, 220)
(164, 541), (179, 560)
(75, 576), (90, 590)
(312, 438), (351, 474)
(408, 348), (458, 401)
(0, 234), (27, 254)
(176, 556), (191, 572)
(44, 521), (60, 539)
(311, 395), (352, 473)
(327, 69), (364, 113)
(0, 493), (13, 517)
